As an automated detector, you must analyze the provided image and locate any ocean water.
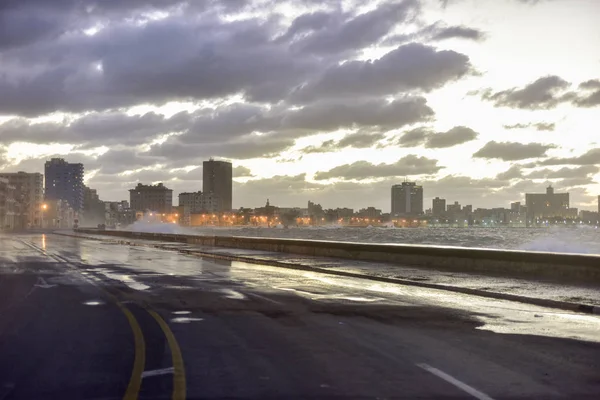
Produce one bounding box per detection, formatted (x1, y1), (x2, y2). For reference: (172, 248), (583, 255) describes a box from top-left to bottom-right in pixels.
(128, 221), (600, 255)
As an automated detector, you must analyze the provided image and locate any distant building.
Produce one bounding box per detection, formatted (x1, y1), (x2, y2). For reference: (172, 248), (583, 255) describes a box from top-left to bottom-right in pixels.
(446, 201), (461, 215)
(357, 207), (382, 219)
(203, 159), (232, 211)
(580, 210), (599, 224)
(129, 183), (173, 213)
(0, 178), (17, 230)
(391, 182), (423, 216)
(44, 158), (84, 212)
(525, 185), (569, 221)
(82, 185), (106, 226)
(462, 205), (473, 215)
(598, 195), (600, 214)
(178, 191), (220, 213)
(432, 197), (446, 216)
(0, 172), (43, 228)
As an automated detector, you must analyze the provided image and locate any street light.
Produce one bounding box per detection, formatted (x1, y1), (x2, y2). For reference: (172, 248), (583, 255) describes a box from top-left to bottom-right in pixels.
(41, 203), (48, 228)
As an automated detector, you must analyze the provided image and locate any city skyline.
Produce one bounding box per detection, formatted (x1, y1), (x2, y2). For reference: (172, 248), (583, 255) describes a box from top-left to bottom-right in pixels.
(0, 0), (599, 211)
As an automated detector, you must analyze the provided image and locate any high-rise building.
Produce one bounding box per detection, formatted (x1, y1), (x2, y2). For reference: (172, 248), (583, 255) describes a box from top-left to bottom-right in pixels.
(525, 185), (569, 220)
(432, 197), (446, 216)
(44, 158), (84, 212)
(203, 159), (232, 211)
(129, 183), (173, 213)
(391, 182), (423, 215)
(0, 172), (43, 228)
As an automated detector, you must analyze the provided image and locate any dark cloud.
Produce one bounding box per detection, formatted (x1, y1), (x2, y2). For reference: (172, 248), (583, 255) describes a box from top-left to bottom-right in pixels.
(397, 127), (430, 147)
(233, 165), (254, 178)
(396, 125), (478, 148)
(314, 155), (442, 180)
(480, 75), (600, 110)
(145, 132), (294, 163)
(425, 126), (478, 148)
(503, 122), (555, 131)
(0, 13), (320, 116)
(0, 111), (190, 146)
(431, 25), (485, 41)
(282, 98), (434, 132)
(291, 43), (472, 102)
(473, 141), (555, 161)
(176, 97), (433, 145)
(579, 79), (600, 90)
(536, 148), (600, 166)
(495, 165), (524, 180)
(289, 0), (420, 56)
(337, 131), (385, 148)
(574, 90), (600, 107)
(525, 165), (599, 180)
(301, 140), (337, 154)
(480, 76), (571, 110)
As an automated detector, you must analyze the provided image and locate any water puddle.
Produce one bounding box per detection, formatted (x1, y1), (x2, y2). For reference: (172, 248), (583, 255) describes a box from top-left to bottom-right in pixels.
(83, 300), (105, 306)
(171, 317), (204, 323)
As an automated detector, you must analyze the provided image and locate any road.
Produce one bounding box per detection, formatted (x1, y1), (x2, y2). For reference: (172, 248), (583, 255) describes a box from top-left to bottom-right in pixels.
(0, 233), (599, 399)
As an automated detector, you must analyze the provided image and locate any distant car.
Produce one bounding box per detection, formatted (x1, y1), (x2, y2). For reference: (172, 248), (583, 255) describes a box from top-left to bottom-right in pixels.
(97, 224), (106, 230)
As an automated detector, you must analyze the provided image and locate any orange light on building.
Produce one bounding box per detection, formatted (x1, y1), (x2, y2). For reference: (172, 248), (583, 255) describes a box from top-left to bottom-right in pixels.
(41, 204), (48, 210)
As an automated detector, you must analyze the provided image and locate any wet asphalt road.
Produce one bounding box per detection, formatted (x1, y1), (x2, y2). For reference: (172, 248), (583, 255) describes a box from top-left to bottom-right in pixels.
(1, 233), (599, 399)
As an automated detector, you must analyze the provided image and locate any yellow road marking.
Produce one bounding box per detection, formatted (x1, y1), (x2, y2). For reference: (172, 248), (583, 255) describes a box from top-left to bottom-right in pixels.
(147, 309), (187, 400)
(116, 301), (146, 400)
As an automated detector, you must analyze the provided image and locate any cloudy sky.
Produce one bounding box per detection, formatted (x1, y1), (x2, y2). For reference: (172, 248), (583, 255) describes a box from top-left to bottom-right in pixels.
(1, 0), (599, 211)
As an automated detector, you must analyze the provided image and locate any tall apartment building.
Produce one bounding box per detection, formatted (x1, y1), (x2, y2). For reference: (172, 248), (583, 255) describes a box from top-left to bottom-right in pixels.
(178, 191), (220, 213)
(129, 183), (173, 213)
(203, 159), (232, 211)
(44, 158), (84, 212)
(525, 186), (569, 220)
(432, 197), (446, 217)
(391, 182), (423, 216)
(0, 172), (43, 228)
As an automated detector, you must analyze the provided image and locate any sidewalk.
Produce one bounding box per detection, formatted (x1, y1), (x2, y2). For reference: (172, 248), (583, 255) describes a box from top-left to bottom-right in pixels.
(57, 230), (600, 313)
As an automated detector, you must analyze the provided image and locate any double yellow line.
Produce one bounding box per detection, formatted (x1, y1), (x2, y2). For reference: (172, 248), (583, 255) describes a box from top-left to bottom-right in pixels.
(110, 293), (187, 400)
(31, 242), (186, 400)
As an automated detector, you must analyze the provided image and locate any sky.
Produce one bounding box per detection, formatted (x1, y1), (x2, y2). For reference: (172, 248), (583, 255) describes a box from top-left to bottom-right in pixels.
(0, 0), (599, 212)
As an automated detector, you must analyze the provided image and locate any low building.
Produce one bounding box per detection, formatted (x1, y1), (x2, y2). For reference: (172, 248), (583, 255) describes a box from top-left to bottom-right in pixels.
(0, 178), (17, 230)
(0, 172), (43, 228)
(525, 186), (569, 222)
(129, 183), (173, 213)
(42, 199), (75, 229)
(178, 191), (220, 213)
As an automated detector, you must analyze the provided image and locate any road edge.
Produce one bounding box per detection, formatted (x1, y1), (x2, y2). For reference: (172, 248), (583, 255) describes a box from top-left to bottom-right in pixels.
(53, 231), (600, 315)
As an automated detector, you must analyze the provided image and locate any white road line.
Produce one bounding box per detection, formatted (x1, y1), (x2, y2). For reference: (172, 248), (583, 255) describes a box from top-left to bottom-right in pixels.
(141, 367), (174, 378)
(416, 363), (495, 400)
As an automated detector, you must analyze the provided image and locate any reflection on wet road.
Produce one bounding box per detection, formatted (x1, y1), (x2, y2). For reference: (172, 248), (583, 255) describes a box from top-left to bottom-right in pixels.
(1, 233), (599, 399)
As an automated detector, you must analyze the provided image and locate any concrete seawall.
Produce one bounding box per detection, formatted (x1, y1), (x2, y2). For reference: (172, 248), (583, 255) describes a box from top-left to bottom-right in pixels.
(75, 229), (600, 284)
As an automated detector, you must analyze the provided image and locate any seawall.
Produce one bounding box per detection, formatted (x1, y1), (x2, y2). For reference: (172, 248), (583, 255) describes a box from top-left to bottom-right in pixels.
(75, 229), (600, 284)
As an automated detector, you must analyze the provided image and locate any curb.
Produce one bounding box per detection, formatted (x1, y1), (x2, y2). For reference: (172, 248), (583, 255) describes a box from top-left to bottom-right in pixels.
(52, 231), (600, 315)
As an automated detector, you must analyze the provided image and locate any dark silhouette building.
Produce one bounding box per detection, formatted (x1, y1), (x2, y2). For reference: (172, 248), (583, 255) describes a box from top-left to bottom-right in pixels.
(129, 183), (173, 213)
(432, 197), (446, 217)
(391, 182), (423, 216)
(44, 158), (84, 212)
(203, 159), (232, 211)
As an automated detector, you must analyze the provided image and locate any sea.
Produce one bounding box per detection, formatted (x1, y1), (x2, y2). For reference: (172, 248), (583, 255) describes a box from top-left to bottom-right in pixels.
(130, 223), (600, 255)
